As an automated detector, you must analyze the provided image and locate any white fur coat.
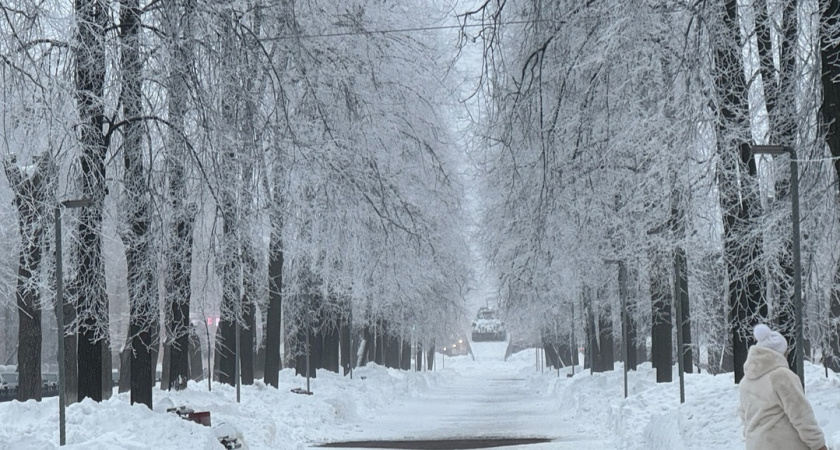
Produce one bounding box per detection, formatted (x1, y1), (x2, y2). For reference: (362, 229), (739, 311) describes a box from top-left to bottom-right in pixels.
(738, 345), (825, 450)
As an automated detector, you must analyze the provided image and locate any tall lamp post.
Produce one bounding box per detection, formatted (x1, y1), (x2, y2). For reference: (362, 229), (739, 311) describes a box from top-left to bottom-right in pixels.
(749, 145), (804, 388)
(55, 198), (91, 446)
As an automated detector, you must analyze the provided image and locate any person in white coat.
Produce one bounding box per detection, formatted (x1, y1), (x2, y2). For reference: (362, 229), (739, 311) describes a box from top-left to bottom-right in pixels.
(738, 324), (827, 450)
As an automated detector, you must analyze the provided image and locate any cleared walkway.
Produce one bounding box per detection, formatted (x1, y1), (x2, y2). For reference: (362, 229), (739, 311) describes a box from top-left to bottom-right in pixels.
(311, 341), (608, 450)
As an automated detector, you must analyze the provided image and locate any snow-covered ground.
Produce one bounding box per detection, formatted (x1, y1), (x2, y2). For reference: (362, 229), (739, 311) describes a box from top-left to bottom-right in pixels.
(1, 344), (838, 449)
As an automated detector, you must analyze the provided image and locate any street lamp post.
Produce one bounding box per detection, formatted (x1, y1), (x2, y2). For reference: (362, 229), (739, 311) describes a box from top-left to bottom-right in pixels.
(55, 198), (91, 446)
(749, 145), (804, 388)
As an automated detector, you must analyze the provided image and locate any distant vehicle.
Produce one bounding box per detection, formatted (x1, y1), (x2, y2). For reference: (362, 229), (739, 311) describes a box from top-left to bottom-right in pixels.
(443, 337), (470, 356)
(0, 372), (19, 392)
(471, 307), (507, 342)
(42, 373), (58, 388)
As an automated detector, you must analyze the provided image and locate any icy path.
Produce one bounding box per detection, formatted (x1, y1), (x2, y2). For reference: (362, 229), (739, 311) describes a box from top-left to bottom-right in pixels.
(309, 341), (609, 449)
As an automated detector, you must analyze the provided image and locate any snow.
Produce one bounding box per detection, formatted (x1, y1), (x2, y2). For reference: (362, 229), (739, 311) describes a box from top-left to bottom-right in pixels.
(1, 344), (838, 449)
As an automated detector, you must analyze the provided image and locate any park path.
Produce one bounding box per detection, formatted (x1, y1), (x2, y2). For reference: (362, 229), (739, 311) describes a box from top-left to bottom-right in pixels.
(308, 341), (608, 450)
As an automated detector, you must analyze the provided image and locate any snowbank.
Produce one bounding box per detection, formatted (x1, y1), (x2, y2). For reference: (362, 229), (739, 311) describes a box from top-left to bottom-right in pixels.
(521, 356), (840, 450)
(0, 364), (447, 450)
(0, 352), (837, 450)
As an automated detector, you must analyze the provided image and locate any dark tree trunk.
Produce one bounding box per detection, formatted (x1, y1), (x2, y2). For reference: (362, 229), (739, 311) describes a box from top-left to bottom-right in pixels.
(61, 289), (78, 404)
(216, 314), (236, 386)
(426, 342), (435, 370)
(214, 9), (242, 389)
(3, 154), (52, 402)
(150, 321), (160, 386)
(400, 338), (411, 370)
(586, 297), (604, 372)
(598, 311), (615, 372)
(160, 344), (171, 390)
(101, 339), (112, 400)
(162, 0), (196, 393)
(239, 250), (257, 385)
(415, 345), (423, 371)
(627, 266), (646, 367)
(118, 345), (131, 393)
(359, 325), (374, 366)
(321, 324), (340, 373)
(189, 326), (204, 381)
(731, 146), (767, 383)
(820, 0), (840, 372)
(166, 209), (196, 392)
(120, 0), (154, 408)
(264, 222), (284, 387)
(543, 343), (559, 369)
(294, 329), (319, 379)
(650, 251), (672, 383)
(674, 247), (692, 373)
(384, 332), (400, 369)
(758, 0), (799, 370)
(74, 0), (109, 403)
(374, 320), (386, 365)
(622, 265), (638, 372)
(240, 303), (255, 385)
(295, 292), (321, 379)
(340, 314), (351, 375)
(711, 0), (765, 384)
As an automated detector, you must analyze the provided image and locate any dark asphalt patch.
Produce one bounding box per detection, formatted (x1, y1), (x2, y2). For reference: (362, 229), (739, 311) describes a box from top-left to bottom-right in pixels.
(318, 437), (553, 449)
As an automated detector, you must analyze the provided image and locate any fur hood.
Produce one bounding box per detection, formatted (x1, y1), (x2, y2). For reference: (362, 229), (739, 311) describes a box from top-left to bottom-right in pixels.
(743, 346), (789, 380)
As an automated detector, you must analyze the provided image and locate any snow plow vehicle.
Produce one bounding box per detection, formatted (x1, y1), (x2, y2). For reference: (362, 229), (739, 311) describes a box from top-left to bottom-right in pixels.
(471, 307), (507, 342)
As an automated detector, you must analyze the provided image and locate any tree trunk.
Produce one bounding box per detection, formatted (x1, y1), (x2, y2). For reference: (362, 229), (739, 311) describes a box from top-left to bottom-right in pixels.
(820, 0), (840, 372)
(598, 310), (615, 372)
(74, 0), (109, 403)
(62, 289), (78, 404)
(340, 314), (351, 375)
(162, 0), (196, 394)
(240, 250), (257, 385)
(3, 154), (52, 402)
(400, 338), (411, 370)
(118, 345), (131, 393)
(215, 8), (242, 389)
(359, 325), (374, 366)
(426, 342), (435, 371)
(101, 339), (112, 400)
(674, 247), (692, 373)
(189, 326), (204, 381)
(120, 0), (156, 408)
(216, 317), (236, 385)
(383, 327), (400, 369)
(757, 0), (799, 370)
(650, 250), (672, 383)
(160, 344), (171, 390)
(543, 343), (559, 369)
(320, 324), (340, 373)
(711, 0), (765, 384)
(264, 227), (283, 387)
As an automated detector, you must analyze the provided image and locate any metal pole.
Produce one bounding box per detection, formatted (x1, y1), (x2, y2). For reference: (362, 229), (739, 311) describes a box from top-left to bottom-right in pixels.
(55, 206), (66, 446)
(789, 150), (804, 389)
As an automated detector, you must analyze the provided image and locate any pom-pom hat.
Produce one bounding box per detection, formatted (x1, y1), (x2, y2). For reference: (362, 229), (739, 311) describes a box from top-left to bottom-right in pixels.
(753, 323), (788, 355)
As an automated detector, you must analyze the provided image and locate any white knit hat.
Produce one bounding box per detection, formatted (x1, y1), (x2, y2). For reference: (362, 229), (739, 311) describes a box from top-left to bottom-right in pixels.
(754, 324), (788, 355)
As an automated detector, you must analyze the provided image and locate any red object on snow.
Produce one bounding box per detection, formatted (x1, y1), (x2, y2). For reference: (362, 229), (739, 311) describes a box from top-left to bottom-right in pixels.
(187, 411), (211, 427)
